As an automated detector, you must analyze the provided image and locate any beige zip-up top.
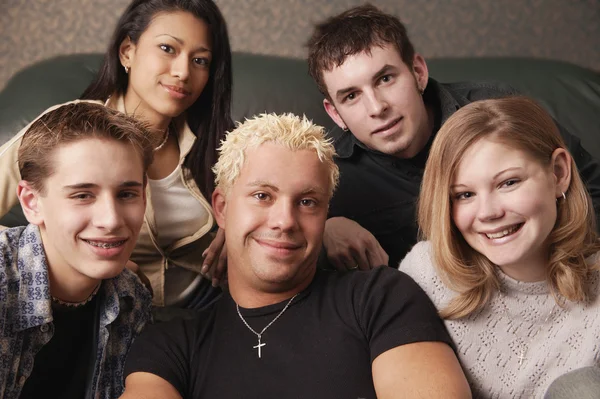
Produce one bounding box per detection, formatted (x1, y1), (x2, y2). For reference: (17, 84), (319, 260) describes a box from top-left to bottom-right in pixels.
(0, 98), (215, 306)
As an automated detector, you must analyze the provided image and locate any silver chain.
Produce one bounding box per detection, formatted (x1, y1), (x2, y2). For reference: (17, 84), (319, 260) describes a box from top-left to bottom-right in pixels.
(496, 289), (560, 366)
(236, 293), (298, 340)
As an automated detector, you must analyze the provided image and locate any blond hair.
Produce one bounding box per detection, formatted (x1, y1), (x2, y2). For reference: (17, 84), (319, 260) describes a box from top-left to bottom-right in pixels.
(19, 102), (154, 194)
(418, 96), (600, 319)
(213, 113), (339, 196)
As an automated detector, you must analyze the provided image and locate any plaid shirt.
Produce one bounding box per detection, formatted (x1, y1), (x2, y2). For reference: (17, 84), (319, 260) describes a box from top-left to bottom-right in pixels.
(0, 224), (152, 399)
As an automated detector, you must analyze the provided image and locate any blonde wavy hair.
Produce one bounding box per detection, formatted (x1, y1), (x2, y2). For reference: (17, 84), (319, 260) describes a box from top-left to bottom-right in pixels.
(418, 96), (600, 319)
(213, 113), (339, 196)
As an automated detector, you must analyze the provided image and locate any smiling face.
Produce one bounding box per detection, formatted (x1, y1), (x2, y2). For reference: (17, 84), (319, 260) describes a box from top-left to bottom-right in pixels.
(120, 10), (212, 127)
(213, 142), (330, 297)
(21, 138), (146, 290)
(321, 44), (432, 159)
(450, 137), (569, 281)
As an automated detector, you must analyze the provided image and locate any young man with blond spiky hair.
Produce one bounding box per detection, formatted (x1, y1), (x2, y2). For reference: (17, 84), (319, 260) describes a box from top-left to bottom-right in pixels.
(0, 102), (153, 399)
(120, 113), (471, 399)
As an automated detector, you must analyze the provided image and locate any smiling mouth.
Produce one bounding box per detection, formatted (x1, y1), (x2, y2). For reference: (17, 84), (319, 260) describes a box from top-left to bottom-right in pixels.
(162, 84), (190, 95)
(373, 117), (402, 134)
(83, 239), (127, 249)
(484, 223), (523, 239)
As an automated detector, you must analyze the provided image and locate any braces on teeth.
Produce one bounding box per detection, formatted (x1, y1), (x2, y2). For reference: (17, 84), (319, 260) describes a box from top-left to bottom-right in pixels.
(88, 241), (123, 248)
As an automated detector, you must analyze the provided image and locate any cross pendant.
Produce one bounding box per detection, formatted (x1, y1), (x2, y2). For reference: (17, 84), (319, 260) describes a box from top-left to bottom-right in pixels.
(253, 336), (266, 358)
(517, 349), (526, 365)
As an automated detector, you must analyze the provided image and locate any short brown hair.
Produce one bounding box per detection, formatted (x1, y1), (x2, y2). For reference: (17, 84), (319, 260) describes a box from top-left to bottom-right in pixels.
(307, 4), (416, 100)
(19, 102), (154, 193)
(418, 96), (600, 319)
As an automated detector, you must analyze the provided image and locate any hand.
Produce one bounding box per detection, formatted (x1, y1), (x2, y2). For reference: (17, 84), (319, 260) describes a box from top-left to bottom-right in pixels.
(323, 217), (389, 271)
(201, 227), (227, 287)
(126, 260), (154, 297)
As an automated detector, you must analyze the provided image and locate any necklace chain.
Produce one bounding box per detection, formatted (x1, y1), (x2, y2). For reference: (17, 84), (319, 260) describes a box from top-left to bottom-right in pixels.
(51, 283), (101, 308)
(236, 293), (298, 358)
(496, 289), (559, 366)
(153, 126), (170, 152)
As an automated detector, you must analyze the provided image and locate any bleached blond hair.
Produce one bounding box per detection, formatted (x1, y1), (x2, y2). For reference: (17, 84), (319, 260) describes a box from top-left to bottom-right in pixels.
(213, 113), (339, 196)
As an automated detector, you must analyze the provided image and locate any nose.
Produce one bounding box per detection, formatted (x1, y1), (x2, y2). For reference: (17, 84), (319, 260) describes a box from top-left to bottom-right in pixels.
(93, 195), (124, 232)
(365, 89), (388, 117)
(476, 194), (504, 222)
(268, 199), (299, 232)
(171, 55), (190, 81)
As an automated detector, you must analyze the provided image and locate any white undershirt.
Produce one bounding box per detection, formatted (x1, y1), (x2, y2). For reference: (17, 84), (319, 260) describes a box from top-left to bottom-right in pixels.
(148, 164), (209, 248)
(148, 165), (209, 306)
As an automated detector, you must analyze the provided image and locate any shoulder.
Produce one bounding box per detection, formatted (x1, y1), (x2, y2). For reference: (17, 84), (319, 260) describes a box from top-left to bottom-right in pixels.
(1, 99), (103, 151)
(399, 241), (455, 309)
(443, 80), (519, 103)
(399, 241), (436, 281)
(0, 226), (28, 287)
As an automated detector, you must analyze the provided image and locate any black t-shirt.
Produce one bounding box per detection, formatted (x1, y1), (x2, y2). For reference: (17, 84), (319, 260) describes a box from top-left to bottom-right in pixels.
(19, 295), (98, 399)
(125, 267), (453, 398)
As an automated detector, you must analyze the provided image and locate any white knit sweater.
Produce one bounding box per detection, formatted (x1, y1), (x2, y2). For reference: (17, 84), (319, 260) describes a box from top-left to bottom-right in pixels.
(400, 241), (600, 399)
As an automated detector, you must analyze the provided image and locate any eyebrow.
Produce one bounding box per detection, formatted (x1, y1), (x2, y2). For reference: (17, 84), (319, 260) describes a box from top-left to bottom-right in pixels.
(247, 181), (327, 196)
(155, 34), (212, 53)
(334, 64), (397, 101)
(62, 181), (144, 190)
(450, 167), (524, 190)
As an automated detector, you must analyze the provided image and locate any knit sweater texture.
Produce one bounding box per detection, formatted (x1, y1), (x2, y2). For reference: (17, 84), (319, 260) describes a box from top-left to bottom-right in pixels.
(400, 241), (600, 399)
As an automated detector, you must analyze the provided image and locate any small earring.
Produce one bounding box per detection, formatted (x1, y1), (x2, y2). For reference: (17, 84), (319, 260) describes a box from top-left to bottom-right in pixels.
(124, 65), (129, 74)
(562, 191), (566, 201)
(342, 126), (349, 132)
(419, 87), (425, 96)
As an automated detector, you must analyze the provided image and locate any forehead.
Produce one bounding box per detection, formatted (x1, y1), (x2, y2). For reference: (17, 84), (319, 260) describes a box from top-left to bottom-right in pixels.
(322, 45), (407, 86)
(47, 138), (144, 185)
(142, 10), (211, 46)
(454, 138), (537, 181)
(233, 142), (330, 193)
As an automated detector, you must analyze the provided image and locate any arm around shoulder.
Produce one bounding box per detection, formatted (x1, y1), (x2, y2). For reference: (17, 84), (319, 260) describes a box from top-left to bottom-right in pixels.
(120, 372), (183, 399)
(372, 341), (471, 399)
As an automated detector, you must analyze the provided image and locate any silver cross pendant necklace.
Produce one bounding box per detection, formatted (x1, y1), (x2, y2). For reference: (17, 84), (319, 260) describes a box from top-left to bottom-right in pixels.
(236, 293), (298, 359)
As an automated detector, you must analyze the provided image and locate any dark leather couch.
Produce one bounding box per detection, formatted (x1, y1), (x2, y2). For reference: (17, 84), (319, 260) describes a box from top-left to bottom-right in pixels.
(1, 53), (599, 226)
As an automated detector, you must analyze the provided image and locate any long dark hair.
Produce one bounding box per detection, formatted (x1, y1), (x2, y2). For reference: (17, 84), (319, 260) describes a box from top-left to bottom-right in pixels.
(81, 0), (233, 198)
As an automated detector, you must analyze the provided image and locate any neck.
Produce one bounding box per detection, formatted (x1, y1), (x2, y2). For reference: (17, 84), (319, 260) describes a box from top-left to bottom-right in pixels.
(497, 253), (548, 283)
(47, 266), (100, 303)
(229, 268), (316, 309)
(40, 232), (101, 303)
(122, 92), (172, 132)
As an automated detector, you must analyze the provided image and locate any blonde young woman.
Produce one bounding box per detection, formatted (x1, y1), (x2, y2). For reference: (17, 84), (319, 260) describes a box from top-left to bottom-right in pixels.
(400, 96), (600, 398)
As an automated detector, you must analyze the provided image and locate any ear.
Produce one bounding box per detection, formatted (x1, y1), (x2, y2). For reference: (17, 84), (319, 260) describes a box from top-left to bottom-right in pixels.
(212, 187), (227, 229)
(550, 148), (572, 198)
(411, 53), (429, 92)
(323, 99), (348, 131)
(17, 181), (44, 225)
(119, 36), (135, 70)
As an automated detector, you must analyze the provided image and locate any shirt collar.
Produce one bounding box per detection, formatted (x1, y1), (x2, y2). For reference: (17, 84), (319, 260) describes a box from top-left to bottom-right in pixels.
(10, 224), (151, 332)
(13, 224), (53, 332)
(334, 77), (460, 160)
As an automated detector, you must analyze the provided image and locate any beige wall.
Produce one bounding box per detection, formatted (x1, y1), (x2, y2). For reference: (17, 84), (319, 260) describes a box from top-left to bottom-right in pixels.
(1, 0), (599, 90)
